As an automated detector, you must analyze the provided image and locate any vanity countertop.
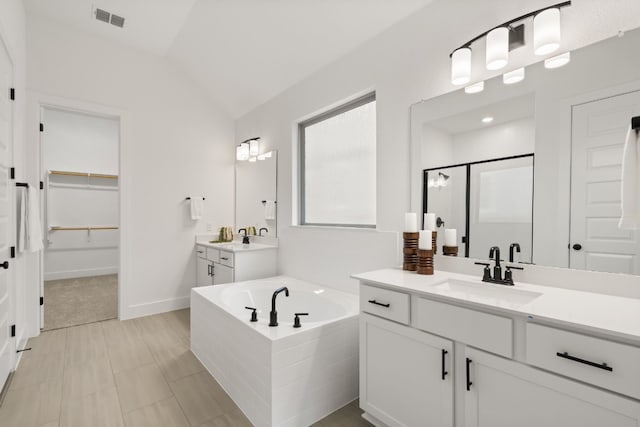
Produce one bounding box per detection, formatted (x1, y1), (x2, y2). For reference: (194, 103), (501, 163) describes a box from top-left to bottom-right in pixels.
(352, 268), (640, 344)
(196, 240), (277, 252)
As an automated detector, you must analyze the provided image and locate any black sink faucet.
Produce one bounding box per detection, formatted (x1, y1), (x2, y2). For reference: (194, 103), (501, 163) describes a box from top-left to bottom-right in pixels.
(489, 246), (502, 281)
(238, 228), (250, 244)
(269, 287), (289, 327)
(509, 243), (521, 263)
(259, 227), (268, 236)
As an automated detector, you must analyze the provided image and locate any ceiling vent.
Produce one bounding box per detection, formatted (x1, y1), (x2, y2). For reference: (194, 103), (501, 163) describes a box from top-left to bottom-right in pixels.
(93, 7), (125, 28)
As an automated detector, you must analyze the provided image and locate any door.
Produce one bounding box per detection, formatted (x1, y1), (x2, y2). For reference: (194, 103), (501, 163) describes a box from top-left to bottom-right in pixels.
(0, 36), (14, 390)
(464, 348), (640, 427)
(360, 313), (453, 427)
(213, 263), (233, 285)
(195, 256), (213, 287)
(570, 91), (640, 274)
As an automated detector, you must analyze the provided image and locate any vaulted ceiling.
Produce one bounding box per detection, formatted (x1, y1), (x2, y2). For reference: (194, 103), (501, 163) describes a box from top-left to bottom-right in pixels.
(25, 0), (434, 117)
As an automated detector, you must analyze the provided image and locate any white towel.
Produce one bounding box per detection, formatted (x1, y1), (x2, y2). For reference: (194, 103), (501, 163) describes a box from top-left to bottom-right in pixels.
(264, 200), (276, 221)
(190, 198), (203, 221)
(619, 126), (640, 229)
(17, 188), (26, 253)
(27, 186), (44, 252)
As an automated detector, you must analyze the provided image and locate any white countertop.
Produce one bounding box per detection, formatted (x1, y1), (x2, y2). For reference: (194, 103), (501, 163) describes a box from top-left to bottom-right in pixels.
(196, 240), (277, 252)
(352, 268), (640, 344)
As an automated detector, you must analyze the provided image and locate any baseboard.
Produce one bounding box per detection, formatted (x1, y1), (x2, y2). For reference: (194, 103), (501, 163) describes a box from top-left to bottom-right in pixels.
(44, 267), (118, 281)
(122, 295), (190, 320)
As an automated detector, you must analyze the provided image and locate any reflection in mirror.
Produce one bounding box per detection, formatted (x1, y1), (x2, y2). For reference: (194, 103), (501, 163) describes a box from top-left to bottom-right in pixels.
(411, 27), (640, 275)
(235, 151), (277, 237)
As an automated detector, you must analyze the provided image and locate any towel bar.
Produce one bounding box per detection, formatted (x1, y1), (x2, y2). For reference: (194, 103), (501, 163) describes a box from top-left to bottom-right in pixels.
(16, 182), (29, 188)
(186, 197), (205, 200)
(632, 116), (640, 131)
(261, 200), (276, 204)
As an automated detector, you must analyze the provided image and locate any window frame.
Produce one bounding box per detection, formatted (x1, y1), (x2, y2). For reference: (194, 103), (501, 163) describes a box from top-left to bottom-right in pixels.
(298, 92), (376, 228)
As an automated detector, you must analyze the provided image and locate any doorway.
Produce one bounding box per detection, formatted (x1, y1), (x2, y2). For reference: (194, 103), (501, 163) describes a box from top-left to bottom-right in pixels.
(570, 90), (640, 274)
(41, 107), (119, 330)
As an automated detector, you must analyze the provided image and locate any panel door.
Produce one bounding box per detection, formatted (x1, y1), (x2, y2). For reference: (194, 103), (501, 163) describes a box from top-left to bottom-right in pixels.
(464, 348), (640, 427)
(360, 313), (453, 427)
(213, 263), (233, 285)
(195, 256), (213, 287)
(0, 36), (13, 391)
(570, 90), (640, 274)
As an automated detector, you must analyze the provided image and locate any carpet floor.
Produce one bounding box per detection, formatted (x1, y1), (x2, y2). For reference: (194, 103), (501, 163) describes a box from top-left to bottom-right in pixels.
(43, 274), (118, 331)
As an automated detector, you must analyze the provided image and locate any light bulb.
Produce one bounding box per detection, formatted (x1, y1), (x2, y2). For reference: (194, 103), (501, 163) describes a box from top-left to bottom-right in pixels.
(249, 139), (260, 156)
(451, 47), (472, 85)
(486, 27), (509, 70)
(534, 8), (561, 56)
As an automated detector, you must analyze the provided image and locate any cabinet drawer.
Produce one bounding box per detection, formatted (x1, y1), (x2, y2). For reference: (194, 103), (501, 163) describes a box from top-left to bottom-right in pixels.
(413, 298), (513, 358)
(360, 284), (410, 325)
(206, 248), (219, 263)
(526, 323), (640, 400)
(195, 245), (206, 258)
(219, 250), (234, 267)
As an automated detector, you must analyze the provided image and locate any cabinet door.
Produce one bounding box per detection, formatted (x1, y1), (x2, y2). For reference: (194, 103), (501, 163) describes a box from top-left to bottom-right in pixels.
(360, 313), (453, 427)
(464, 348), (640, 427)
(213, 263), (234, 285)
(196, 257), (213, 287)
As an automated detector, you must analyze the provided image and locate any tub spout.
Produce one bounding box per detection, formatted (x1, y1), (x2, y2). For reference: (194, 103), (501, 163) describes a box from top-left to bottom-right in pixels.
(269, 286), (289, 327)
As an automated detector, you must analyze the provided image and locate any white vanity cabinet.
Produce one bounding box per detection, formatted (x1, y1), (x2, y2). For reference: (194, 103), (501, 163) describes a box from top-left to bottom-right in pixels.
(360, 312), (453, 427)
(357, 276), (640, 427)
(195, 243), (277, 287)
(464, 347), (640, 427)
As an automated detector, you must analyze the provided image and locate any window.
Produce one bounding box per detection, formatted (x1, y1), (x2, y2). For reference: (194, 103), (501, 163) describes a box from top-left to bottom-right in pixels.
(299, 93), (376, 227)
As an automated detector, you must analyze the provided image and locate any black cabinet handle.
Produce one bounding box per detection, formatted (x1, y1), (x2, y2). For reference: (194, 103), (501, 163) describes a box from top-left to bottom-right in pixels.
(441, 349), (448, 380)
(368, 299), (390, 308)
(466, 358), (473, 390)
(221, 257), (229, 261)
(556, 352), (612, 372)
(0, 261), (7, 269)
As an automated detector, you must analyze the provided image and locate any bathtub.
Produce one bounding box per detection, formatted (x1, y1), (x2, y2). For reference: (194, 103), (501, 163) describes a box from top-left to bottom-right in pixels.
(190, 276), (360, 427)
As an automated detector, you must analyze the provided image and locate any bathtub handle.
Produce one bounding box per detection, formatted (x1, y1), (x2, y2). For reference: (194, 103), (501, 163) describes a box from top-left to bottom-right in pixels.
(368, 299), (390, 308)
(244, 306), (258, 322)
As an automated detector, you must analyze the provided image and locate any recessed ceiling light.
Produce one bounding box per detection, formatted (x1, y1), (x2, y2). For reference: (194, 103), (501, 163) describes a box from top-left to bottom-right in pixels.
(545, 52), (570, 69)
(482, 117), (494, 124)
(464, 81), (484, 94)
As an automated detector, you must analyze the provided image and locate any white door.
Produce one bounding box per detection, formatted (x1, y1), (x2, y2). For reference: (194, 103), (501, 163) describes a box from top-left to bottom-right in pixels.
(0, 37), (14, 391)
(360, 313), (454, 427)
(464, 348), (640, 427)
(570, 91), (640, 274)
(213, 263), (233, 285)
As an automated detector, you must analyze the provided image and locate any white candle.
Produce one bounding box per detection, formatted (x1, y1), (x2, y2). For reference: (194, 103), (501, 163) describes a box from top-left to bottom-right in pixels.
(424, 213), (436, 231)
(444, 229), (457, 246)
(404, 213), (418, 232)
(419, 230), (433, 250)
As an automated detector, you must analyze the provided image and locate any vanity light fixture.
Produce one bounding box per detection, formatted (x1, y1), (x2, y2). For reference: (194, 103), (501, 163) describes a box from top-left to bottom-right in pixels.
(544, 51), (571, 68)
(465, 81), (485, 94)
(482, 116), (494, 124)
(449, 1), (570, 90)
(503, 67), (525, 84)
(236, 137), (260, 162)
(237, 143), (250, 161)
(249, 139), (260, 156)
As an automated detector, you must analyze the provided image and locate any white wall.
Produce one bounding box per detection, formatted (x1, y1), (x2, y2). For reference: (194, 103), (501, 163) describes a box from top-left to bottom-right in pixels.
(236, 0), (640, 294)
(0, 0), (29, 356)
(26, 16), (235, 320)
(42, 108), (119, 280)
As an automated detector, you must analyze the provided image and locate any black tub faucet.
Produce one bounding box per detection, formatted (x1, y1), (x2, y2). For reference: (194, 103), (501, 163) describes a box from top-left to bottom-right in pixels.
(269, 287), (289, 327)
(509, 243), (521, 263)
(489, 246), (502, 281)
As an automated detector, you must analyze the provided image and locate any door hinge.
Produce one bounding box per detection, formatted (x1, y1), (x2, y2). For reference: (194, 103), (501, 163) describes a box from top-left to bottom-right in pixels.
(40, 296), (44, 306)
(10, 167), (14, 179)
(39, 123), (44, 132)
(40, 181), (44, 190)
(10, 246), (15, 259)
(9, 88), (15, 101)
(10, 324), (15, 337)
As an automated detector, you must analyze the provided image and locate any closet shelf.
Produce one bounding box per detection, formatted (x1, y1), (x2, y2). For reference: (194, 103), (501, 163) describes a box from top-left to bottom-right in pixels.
(49, 170), (118, 180)
(49, 226), (119, 231)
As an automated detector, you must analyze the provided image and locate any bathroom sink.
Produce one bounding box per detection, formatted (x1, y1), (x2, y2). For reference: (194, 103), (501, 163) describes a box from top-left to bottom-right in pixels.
(432, 279), (542, 309)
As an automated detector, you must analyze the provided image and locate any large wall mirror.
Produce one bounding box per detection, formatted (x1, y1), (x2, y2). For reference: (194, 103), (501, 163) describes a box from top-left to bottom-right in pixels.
(411, 27), (640, 275)
(235, 151), (278, 237)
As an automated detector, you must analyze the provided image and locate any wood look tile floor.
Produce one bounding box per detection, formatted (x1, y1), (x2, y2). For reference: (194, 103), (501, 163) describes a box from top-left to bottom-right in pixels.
(0, 309), (371, 427)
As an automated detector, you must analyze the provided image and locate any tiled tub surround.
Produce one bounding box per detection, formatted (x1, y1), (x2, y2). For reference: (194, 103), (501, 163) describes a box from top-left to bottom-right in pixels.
(191, 276), (359, 427)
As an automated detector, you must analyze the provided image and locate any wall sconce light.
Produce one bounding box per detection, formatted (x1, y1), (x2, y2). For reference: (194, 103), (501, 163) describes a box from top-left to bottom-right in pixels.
(249, 139), (260, 156)
(449, 1), (571, 92)
(429, 172), (450, 189)
(236, 137), (260, 161)
(236, 142), (249, 161)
